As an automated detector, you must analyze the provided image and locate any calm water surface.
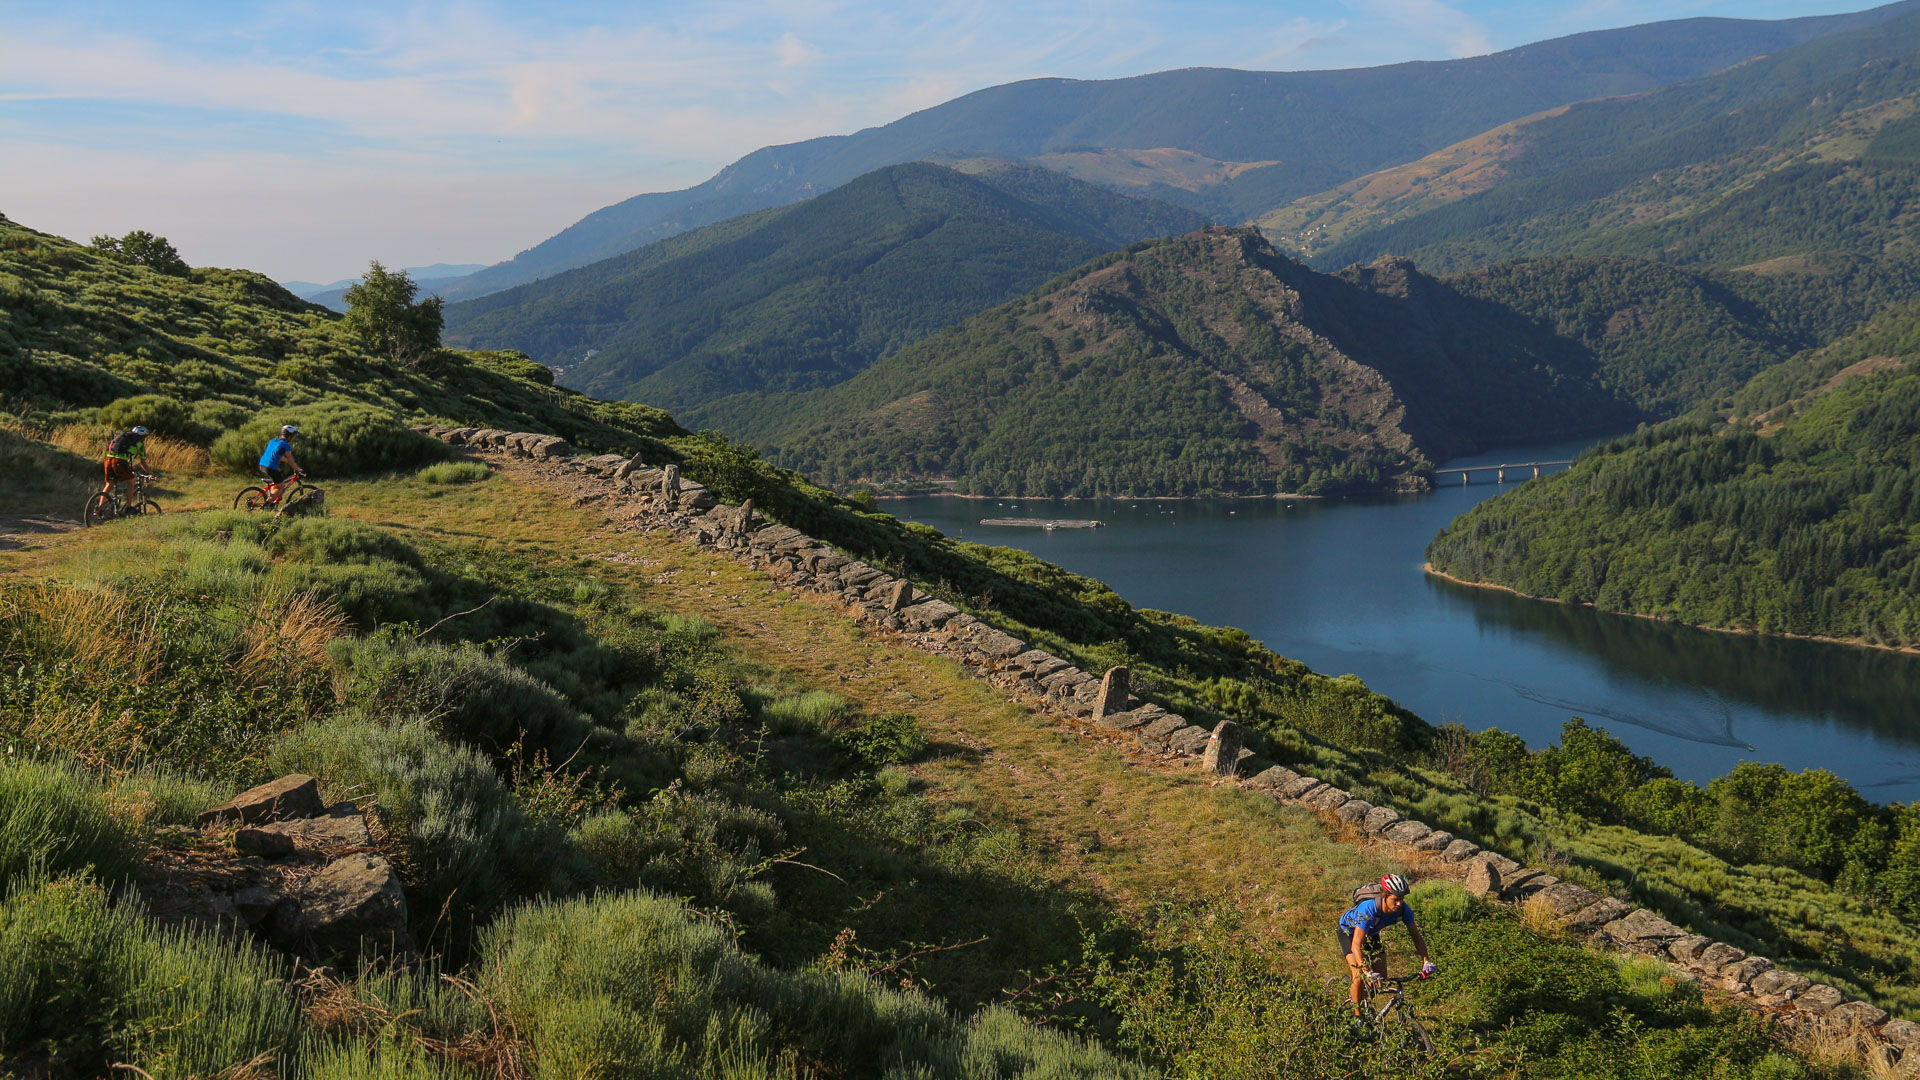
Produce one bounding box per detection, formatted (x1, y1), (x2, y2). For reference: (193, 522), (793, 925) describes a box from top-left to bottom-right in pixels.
(890, 434), (1920, 799)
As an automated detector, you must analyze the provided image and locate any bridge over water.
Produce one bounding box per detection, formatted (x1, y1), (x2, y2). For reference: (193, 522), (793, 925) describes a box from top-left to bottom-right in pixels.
(1432, 460), (1573, 485)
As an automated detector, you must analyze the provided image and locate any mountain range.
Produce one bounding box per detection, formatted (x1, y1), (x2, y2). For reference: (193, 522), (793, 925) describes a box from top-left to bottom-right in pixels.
(440, 2), (1920, 301)
(280, 263), (487, 312)
(441, 162), (1205, 421)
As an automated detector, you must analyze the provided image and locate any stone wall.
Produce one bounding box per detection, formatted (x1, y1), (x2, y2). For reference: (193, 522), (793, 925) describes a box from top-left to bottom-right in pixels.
(419, 425), (1918, 1071)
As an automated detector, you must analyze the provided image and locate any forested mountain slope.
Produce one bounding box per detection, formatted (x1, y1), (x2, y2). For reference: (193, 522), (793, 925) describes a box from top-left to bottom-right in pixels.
(443, 3), (1919, 299)
(1427, 302), (1920, 647)
(740, 230), (1667, 497)
(442, 163), (1204, 423)
(1307, 8), (1920, 273)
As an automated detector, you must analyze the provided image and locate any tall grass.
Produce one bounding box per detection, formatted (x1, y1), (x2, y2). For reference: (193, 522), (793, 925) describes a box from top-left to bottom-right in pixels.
(0, 875), (302, 1076)
(0, 756), (138, 889)
(417, 461), (490, 485)
(481, 889), (1145, 1079)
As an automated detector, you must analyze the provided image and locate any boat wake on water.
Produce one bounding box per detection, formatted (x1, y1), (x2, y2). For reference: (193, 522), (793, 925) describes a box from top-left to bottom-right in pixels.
(1482, 676), (1752, 750)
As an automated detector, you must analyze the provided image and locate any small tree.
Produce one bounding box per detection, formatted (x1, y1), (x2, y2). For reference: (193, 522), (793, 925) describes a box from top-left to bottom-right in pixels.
(90, 230), (189, 275)
(343, 261), (445, 367)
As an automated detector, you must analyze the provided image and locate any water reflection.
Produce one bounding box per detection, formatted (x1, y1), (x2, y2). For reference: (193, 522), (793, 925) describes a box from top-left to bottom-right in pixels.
(1428, 575), (1920, 752)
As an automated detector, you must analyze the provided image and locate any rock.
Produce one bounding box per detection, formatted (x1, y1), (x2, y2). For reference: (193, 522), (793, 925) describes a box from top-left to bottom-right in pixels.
(1382, 820), (1433, 846)
(1602, 908), (1685, 952)
(1248, 766), (1298, 791)
(1559, 897), (1630, 933)
(1440, 838), (1481, 862)
(1480, 852), (1522, 876)
(1303, 786), (1351, 812)
(615, 451), (646, 479)
(232, 828), (295, 857)
(900, 600), (959, 629)
(1793, 984), (1846, 1015)
(1412, 830), (1455, 852)
(257, 803), (373, 849)
(1829, 1000), (1889, 1028)
(1138, 716), (1187, 742)
(1691, 942), (1746, 975)
(1507, 871), (1556, 899)
(280, 854), (411, 961)
(1278, 776), (1325, 800)
(1749, 969), (1811, 998)
(198, 775), (324, 827)
(1097, 708), (1152, 732)
(1880, 1018), (1920, 1049)
(1333, 799), (1374, 824)
(1866, 1045), (1901, 1074)
(232, 885), (290, 927)
(1168, 726), (1212, 756)
(1201, 721), (1244, 776)
(886, 579), (914, 613)
(1531, 882), (1602, 918)
(1465, 858), (1502, 897)
(1667, 935), (1713, 964)
(528, 435), (572, 459)
(662, 464), (681, 507)
(1092, 667), (1130, 722)
(1721, 956), (1773, 989)
(1361, 806), (1401, 835)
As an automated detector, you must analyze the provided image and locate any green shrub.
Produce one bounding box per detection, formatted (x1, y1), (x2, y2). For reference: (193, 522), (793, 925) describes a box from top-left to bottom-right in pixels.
(758, 691), (853, 736)
(0, 875), (301, 1075)
(570, 788), (784, 913)
(0, 757), (137, 890)
(269, 716), (569, 931)
(190, 398), (248, 437)
(841, 711), (928, 768)
(95, 393), (195, 439)
(209, 399), (445, 476)
(418, 461), (490, 485)
(481, 889), (1141, 1078)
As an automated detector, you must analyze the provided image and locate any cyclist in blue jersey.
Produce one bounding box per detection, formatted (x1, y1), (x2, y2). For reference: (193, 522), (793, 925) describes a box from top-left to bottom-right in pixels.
(257, 424), (304, 501)
(1337, 873), (1435, 1016)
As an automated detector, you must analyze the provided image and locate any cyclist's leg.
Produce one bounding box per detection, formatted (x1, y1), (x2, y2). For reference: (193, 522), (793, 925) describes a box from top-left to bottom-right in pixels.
(258, 464), (281, 498)
(1368, 934), (1388, 980)
(1336, 927), (1366, 1011)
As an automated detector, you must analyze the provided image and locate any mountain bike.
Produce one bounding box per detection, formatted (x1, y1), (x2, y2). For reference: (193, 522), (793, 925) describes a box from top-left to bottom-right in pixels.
(1326, 972), (1435, 1054)
(84, 471), (161, 528)
(233, 472), (325, 516)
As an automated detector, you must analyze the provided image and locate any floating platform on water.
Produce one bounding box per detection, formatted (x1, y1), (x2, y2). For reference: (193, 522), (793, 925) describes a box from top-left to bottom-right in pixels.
(979, 518), (1104, 529)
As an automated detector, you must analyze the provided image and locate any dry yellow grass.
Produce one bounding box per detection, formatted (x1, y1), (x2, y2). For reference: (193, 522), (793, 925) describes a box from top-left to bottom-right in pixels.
(1, 580), (166, 679)
(239, 587), (350, 683)
(41, 422), (215, 476)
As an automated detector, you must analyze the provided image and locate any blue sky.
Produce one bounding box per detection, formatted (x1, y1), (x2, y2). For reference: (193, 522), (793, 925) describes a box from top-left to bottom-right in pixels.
(0, 0), (1881, 281)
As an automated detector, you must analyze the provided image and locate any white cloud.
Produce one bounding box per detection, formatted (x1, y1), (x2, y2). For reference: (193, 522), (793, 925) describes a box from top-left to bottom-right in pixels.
(1351, 0), (1494, 58)
(775, 32), (823, 68)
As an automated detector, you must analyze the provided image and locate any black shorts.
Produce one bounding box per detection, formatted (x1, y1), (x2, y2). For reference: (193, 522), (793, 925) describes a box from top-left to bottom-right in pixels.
(1335, 926), (1385, 964)
(258, 463), (292, 484)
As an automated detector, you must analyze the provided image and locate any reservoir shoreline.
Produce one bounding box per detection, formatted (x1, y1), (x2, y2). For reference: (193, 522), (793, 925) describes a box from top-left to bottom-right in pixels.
(1422, 562), (1920, 658)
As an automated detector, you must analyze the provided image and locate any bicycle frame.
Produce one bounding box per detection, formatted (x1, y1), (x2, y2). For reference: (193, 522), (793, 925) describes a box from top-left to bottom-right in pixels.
(1364, 977), (1422, 1025)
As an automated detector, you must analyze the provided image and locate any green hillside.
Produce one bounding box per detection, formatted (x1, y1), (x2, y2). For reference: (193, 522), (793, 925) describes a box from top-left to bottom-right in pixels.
(1310, 11), (1920, 272)
(443, 163), (1205, 424)
(1427, 300), (1920, 646)
(740, 230), (1873, 498)
(445, 4), (1920, 299)
(13, 214), (1920, 1069)
(0, 219), (684, 462)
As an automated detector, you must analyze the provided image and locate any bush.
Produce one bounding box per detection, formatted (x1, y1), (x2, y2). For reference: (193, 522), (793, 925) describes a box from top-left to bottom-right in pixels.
(0, 875), (301, 1075)
(210, 399), (445, 476)
(480, 890), (1141, 1078)
(418, 461), (490, 485)
(269, 716), (569, 932)
(95, 393), (195, 440)
(0, 757), (138, 890)
(841, 711), (928, 767)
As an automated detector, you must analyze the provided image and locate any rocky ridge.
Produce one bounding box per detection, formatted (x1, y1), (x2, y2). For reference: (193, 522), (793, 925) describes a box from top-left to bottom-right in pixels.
(418, 421), (1920, 1070)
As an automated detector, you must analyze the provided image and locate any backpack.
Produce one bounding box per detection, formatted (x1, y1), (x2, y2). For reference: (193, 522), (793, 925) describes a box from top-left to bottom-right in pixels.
(1350, 881), (1384, 908)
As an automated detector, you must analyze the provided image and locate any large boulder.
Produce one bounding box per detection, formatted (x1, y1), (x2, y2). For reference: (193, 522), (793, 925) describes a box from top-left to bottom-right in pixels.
(274, 854), (412, 961)
(198, 775), (323, 827)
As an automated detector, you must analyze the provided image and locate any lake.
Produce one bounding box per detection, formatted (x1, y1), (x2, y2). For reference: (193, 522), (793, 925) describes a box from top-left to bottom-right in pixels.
(888, 434), (1920, 800)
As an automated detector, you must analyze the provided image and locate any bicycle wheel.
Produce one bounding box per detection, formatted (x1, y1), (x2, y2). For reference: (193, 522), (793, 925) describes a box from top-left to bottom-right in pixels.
(135, 499), (163, 517)
(234, 486), (271, 512)
(83, 493), (114, 528)
(1391, 1016), (1433, 1055)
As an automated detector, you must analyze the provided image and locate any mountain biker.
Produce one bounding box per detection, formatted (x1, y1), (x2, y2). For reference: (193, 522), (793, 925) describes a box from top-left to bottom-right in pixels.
(257, 424), (304, 501)
(1338, 873), (1435, 1017)
(101, 425), (153, 511)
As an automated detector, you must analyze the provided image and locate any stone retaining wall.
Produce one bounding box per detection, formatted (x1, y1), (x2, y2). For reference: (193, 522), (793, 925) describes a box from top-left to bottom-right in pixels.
(418, 425), (1917, 1071)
